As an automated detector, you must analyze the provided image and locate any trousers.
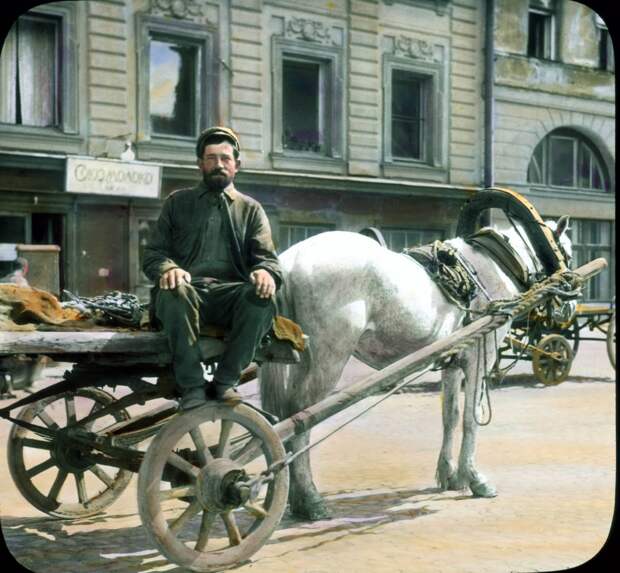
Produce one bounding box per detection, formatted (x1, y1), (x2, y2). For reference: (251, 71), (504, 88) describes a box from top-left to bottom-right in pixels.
(154, 280), (275, 391)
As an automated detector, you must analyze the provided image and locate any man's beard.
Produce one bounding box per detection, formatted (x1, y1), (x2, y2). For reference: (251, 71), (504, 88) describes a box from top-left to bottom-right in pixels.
(203, 169), (233, 191)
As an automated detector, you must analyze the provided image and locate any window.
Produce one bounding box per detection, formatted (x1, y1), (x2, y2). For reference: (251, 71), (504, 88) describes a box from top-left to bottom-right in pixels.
(149, 38), (199, 137)
(391, 69), (427, 160)
(595, 15), (614, 72)
(278, 223), (333, 252)
(0, 214), (29, 243)
(271, 21), (345, 168)
(0, 5), (77, 133)
(282, 58), (326, 152)
(129, 209), (160, 301)
(570, 219), (613, 302)
(382, 38), (447, 174)
(137, 16), (214, 144)
(381, 228), (444, 252)
(527, 0), (555, 59)
(527, 129), (610, 192)
(0, 14), (60, 127)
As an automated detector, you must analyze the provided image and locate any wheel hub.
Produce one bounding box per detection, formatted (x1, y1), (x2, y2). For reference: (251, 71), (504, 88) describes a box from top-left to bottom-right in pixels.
(52, 428), (96, 473)
(197, 458), (250, 511)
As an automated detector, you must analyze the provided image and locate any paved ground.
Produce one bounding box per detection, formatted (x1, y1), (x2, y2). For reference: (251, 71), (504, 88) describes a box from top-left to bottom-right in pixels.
(0, 337), (615, 573)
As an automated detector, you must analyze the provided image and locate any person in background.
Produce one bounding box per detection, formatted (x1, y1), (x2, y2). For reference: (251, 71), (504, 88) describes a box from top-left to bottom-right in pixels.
(0, 257), (29, 286)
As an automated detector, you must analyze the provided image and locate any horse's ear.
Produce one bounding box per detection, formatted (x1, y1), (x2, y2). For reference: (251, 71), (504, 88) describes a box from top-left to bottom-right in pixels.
(555, 215), (570, 237)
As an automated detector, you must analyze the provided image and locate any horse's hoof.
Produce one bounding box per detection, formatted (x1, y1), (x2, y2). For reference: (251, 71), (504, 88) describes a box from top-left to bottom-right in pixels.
(470, 480), (497, 498)
(446, 475), (462, 491)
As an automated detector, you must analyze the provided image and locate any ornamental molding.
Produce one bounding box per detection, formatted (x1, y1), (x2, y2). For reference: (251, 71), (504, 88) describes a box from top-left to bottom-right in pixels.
(285, 17), (334, 45)
(393, 35), (436, 61)
(150, 0), (204, 22)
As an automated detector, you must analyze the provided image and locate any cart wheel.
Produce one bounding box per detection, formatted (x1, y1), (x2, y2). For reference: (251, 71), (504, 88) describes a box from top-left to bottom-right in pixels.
(7, 387), (133, 518)
(532, 334), (574, 385)
(138, 402), (289, 572)
(569, 319), (580, 354)
(607, 308), (616, 370)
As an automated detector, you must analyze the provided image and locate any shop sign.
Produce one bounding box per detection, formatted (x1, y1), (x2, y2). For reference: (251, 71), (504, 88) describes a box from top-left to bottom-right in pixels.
(65, 157), (161, 198)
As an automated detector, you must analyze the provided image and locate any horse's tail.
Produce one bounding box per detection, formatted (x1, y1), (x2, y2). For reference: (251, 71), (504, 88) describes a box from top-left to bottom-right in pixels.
(259, 274), (300, 419)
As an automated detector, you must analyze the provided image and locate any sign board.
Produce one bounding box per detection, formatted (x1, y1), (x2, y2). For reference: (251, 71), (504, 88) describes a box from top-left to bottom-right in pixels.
(66, 157), (161, 199)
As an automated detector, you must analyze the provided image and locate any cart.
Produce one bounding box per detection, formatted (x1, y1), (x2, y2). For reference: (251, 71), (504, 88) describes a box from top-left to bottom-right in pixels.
(494, 295), (615, 385)
(0, 258), (605, 572)
(565, 299), (615, 369)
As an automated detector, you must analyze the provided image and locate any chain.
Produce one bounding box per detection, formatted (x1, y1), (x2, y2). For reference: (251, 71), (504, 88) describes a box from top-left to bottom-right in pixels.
(62, 290), (148, 327)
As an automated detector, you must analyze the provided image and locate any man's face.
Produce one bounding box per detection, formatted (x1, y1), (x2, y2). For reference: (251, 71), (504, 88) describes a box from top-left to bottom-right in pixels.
(198, 141), (239, 190)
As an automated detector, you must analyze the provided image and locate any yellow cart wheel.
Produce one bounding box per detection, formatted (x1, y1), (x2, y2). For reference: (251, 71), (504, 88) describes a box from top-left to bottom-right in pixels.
(532, 334), (574, 385)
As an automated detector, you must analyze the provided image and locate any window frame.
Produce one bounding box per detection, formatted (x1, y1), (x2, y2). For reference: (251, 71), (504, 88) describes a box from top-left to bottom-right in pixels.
(527, 1), (556, 60)
(527, 129), (610, 193)
(136, 15), (216, 151)
(380, 226), (445, 252)
(382, 52), (446, 173)
(271, 36), (345, 168)
(281, 55), (329, 154)
(128, 206), (160, 301)
(595, 15), (614, 72)
(389, 68), (429, 162)
(569, 218), (614, 302)
(277, 222), (335, 253)
(0, 3), (79, 135)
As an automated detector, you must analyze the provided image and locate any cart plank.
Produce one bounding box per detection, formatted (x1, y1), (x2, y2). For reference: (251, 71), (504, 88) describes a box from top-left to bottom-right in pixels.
(0, 330), (226, 359)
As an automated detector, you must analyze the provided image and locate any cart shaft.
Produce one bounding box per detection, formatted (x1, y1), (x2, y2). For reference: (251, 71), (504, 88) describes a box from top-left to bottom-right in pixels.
(273, 258), (607, 443)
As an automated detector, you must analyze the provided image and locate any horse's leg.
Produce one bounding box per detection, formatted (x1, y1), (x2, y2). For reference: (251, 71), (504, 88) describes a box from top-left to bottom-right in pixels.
(456, 337), (498, 498)
(436, 365), (462, 490)
(285, 342), (354, 521)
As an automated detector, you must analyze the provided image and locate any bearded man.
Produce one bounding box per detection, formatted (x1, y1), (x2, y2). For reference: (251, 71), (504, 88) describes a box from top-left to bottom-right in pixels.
(143, 127), (282, 410)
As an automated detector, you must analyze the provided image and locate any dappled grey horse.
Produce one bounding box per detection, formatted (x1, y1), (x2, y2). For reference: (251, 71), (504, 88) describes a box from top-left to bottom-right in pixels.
(260, 218), (571, 520)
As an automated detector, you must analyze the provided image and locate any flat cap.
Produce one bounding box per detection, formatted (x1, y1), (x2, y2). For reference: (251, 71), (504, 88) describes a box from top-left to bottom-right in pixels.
(196, 126), (240, 157)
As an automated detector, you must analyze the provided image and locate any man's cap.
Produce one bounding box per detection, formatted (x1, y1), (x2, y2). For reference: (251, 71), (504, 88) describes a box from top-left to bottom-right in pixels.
(196, 126), (240, 157)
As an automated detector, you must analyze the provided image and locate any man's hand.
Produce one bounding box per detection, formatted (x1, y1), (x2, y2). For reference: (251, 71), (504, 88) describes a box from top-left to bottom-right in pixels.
(250, 269), (276, 299)
(160, 268), (191, 290)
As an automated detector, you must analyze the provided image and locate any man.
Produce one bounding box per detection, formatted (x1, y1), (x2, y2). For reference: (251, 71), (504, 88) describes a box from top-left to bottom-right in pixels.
(142, 127), (282, 410)
(0, 257), (29, 286)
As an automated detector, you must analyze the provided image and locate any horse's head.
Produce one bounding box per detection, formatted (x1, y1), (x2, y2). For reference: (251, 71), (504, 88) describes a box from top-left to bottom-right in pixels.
(544, 215), (572, 268)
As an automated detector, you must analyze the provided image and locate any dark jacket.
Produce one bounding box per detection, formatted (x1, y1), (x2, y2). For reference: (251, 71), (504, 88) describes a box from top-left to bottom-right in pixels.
(142, 181), (282, 288)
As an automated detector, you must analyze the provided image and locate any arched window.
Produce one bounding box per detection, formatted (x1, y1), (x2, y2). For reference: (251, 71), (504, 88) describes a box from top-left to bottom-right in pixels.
(527, 129), (610, 192)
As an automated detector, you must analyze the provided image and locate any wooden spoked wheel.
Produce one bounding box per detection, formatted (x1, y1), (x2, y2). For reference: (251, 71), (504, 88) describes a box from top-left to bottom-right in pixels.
(607, 308), (616, 370)
(138, 403), (289, 572)
(532, 334), (574, 385)
(7, 387), (133, 518)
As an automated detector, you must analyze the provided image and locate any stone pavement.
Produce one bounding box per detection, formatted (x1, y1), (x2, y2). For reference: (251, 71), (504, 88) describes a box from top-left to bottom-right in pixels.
(0, 339), (615, 573)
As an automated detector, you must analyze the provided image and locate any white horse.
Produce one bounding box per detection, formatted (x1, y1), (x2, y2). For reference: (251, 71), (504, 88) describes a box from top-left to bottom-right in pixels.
(260, 218), (571, 520)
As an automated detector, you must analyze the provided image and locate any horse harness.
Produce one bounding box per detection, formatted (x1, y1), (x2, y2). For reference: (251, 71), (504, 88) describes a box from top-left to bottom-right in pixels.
(404, 228), (532, 317)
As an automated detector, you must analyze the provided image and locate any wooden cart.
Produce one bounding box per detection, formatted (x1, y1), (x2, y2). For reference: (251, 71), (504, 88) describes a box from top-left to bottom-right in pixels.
(494, 296), (615, 385)
(0, 259), (606, 572)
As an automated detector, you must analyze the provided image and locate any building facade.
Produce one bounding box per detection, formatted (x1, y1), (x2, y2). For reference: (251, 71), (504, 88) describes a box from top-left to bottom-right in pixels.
(0, 0), (614, 301)
(492, 0), (615, 300)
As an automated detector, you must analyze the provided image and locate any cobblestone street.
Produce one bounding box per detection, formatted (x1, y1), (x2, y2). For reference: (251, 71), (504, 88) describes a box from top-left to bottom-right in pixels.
(1, 339), (615, 573)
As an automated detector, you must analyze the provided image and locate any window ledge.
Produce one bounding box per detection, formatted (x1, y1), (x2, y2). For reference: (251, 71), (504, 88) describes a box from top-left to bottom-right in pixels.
(0, 125), (83, 154)
(528, 185), (615, 201)
(270, 153), (347, 175)
(136, 138), (197, 164)
(382, 161), (448, 183)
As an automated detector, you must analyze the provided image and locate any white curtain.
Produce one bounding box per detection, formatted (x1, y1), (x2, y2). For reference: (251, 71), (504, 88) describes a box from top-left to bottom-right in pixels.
(0, 24), (17, 123)
(17, 17), (56, 127)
